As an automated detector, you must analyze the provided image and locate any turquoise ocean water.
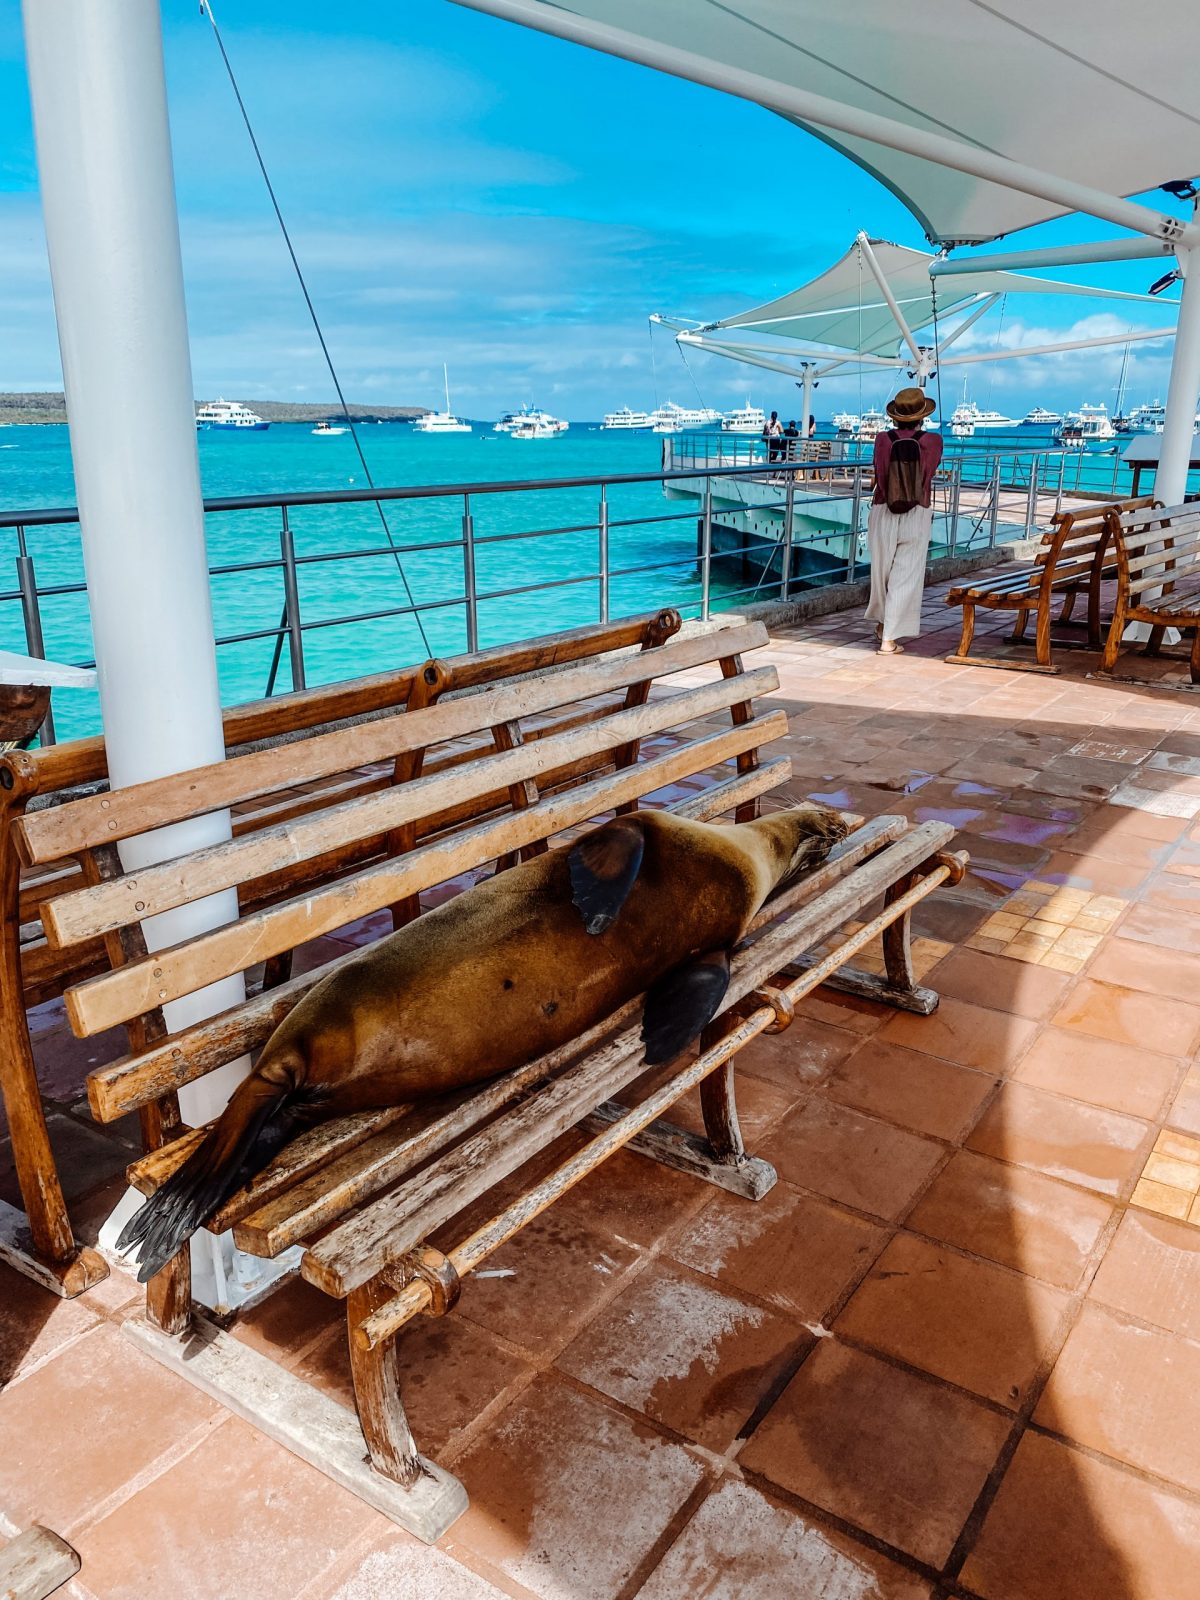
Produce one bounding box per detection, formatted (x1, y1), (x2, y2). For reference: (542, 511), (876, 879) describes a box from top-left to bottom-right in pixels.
(0, 419), (1159, 741)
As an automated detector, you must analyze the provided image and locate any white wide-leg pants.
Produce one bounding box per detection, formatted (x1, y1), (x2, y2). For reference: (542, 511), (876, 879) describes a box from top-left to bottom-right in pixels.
(865, 502), (934, 642)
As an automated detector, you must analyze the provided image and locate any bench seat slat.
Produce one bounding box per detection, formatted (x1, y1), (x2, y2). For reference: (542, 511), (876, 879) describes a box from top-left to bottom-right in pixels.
(301, 819), (953, 1298)
(17, 620), (769, 866)
(43, 664), (778, 948)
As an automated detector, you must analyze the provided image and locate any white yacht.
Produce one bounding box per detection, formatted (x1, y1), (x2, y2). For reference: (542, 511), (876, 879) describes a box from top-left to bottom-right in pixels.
(722, 402), (767, 434)
(602, 406), (653, 430)
(1021, 405), (1063, 427)
(414, 365), (471, 434)
(832, 410), (860, 435)
(495, 405), (568, 434)
(509, 418), (561, 439)
(311, 420), (347, 436)
(1118, 401), (1166, 434)
(950, 400), (1017, 436)
(856, 408), (888, 441)
(195, 399), (269, 431)
(648, 400), (722, 432)
(1058, 403), (1115, 446)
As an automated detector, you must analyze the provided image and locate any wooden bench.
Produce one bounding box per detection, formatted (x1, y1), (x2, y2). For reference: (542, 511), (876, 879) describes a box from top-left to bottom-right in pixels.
(944, 496), (1156, 671)
(0, 611), (684, 1297)
(20, 616), (964, 1539)
(1101, 499), (1200, 680)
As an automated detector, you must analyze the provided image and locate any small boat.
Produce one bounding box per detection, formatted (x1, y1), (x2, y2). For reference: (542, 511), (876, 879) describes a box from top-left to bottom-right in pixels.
(722, 402), (767, 434)
(1057, 403), (1115, 446)
(1021, 405), (1063, 427)
(312, 420), (348, 436)
(601, 406), (653, 430)
(413, 365), (472, 434)
(832, 410), (860, 436)
(1115, 400), (1166, 434)
(856, 408), (887, 441)
(495, 406), (568, 434)
(195, 398), (269, 431)
(509, 419), (560, 439)
(950, 400), (1017, 437)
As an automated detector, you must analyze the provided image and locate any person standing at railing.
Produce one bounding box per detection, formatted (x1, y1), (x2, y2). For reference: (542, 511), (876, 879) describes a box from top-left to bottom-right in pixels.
(865, 387), (942, 655)
(762, 410), (783, 463)
(783, 419), (800, 461)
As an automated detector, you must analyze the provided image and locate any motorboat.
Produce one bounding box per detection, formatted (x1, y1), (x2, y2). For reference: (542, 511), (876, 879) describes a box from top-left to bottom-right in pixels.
(601, 407), (652, 430)
(950, 400), (1017, 436)
(495, 406), (568, 434)
(509, 419), (561, 439)
(856, 408), (888, 441)
(1057, 403), (1115, 446)
(311, 420), (348, 436)
(413, 365), (472, 434)
(1021, 405), (1063, 427)
(832, 410), (860, 435)
(722, 402), (767, 434)
(1116, 400), (1166, 434)
(648, 400), (722, 431)
(195, 399), (269, 431)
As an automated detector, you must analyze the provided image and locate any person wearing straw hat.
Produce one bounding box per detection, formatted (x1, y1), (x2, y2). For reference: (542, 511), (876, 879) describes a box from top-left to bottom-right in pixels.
(865, 387), (942, 654)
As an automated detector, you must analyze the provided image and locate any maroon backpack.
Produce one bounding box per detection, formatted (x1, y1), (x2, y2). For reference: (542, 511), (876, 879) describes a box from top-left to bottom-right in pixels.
(884, 430), (924, 515)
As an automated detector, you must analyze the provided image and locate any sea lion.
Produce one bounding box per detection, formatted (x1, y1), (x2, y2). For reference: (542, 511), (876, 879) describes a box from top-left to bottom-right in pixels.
(120, 801), (848, 1280)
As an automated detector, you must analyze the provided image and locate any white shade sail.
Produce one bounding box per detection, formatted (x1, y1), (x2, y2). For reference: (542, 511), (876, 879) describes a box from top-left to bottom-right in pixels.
(703, 239), (1157, 357)
(454, 1), (1200, 246)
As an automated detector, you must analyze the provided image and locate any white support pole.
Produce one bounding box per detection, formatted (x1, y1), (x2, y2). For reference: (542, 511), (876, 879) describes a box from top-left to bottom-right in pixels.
(940, 325), (1173, 367)
(449, 0), (1198, 247)
(676, 333), (892, 384)
(1154, 247), (1200, 505)
(934, 294), (1001, 353)
(931, 238), (1176, 275)
(857, 233), (923, 364)
(22, 0), (288, 1310)
(800, 365), (814, 429)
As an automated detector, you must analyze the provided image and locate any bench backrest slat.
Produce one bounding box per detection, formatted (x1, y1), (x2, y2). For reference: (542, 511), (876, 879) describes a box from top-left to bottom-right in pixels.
(17, 620), (765, 866)
(64, 707), (786, 1038)
(84, 752), (792, 1123)
(43, 663), (777, 948)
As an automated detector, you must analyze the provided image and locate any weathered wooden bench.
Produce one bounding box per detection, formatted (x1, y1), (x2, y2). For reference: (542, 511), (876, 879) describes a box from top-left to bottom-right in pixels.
(1101, 499), (1200, 680)
(944, 496), (1156, 671)
(0, 612), (683, 1297)
(21, 616), (963, 1538)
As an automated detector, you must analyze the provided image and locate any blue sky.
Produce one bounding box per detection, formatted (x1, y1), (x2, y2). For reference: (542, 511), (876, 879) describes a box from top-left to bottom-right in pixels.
(0, 0), (1185, 418)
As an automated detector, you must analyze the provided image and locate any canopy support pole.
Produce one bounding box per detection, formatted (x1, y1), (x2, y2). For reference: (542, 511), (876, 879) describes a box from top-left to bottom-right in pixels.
(933, 295), (1001, 353)
(940, 325), (1172, 367)
(1155, 246), (1200, 505)
(857, 233), (923, 365)
(932, 239), (1177, 275)
(22, 0), (291, 1311)
(449, 0), (1198, 246)
(799, 365), (814, 428)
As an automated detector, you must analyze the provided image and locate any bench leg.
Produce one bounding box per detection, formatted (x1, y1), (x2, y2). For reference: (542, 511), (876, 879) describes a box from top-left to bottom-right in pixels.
(1191, 629), (1200, 685)
(1034, 600), (1054, 670)
(955, 602), (976, 658)
(785, 873), (941, 1016)
(1008, 606), (1031, 644)
(699, 1057), (745, 1164)
(1058, 589), (1077, 626)
(146, 1247), (193, 1336)
(348, 1275), (426, 1490)
(1100, 600), (1126, 674)
(1142, 624), (1167, 658)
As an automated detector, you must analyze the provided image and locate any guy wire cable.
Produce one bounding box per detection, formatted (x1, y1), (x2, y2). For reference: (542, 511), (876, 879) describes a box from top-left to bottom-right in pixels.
(199, 0), (432, 655)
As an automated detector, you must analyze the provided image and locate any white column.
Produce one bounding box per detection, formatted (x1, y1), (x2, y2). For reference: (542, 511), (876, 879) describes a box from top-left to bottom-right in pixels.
(1154, 247), (1200, 506)
(22, 0), (286, 1308)
(800, 367), (814, 432)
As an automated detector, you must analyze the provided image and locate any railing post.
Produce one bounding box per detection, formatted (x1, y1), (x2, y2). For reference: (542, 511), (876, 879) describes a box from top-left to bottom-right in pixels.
(1056, 450), (1067, 517)
(846, 467), (863, 583)
(279, 508), (306, 692)
(1024, 456), (1040, 536)
(780, 476), (795, 600)
(598, 485), (610, 623)
(462, 492), (479, 652)
(700, 484), (713, 621)
(14, 527), (55, 745)
(949, 461), (962, 554)
(989, 460), (1001, 547)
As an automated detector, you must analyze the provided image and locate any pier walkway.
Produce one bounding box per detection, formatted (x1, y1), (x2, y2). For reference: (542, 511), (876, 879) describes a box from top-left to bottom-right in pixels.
(4, 577), (1200, 1598)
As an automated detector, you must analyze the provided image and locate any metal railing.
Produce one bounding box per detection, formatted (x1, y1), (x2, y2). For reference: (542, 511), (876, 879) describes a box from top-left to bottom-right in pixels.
(0, 440), (1099, 746)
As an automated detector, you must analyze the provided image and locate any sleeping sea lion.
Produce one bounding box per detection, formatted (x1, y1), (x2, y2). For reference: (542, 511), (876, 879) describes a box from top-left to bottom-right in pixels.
(120, 802), (848, 1280)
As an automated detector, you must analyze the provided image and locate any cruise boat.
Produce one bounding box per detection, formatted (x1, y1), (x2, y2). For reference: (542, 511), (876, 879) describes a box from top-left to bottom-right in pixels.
(495, 406), (568, 434)
(856, 408), (888, 441)
(1058, 403), (1115, 446)
(832, 410), (860, 435)
(509, 419), (561, 439)
(950, 400), (1017, 436)
(413, 365), (471, 434)
(1116, 400), (1166, 434)
(648, 400), (723, 432)
(722, 402), (767, 434)
(311, 420), (347, 436)
(601, 406), (653, 430)
(195, 399), (269, 431)
(1021, 405), (1063, 427)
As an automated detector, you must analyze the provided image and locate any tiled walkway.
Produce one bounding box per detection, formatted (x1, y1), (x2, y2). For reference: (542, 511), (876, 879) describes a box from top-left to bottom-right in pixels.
(6, 578), (1200, 1598)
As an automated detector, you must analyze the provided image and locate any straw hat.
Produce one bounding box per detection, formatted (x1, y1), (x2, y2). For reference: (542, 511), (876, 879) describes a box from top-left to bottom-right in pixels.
(885, 386), (936, 423)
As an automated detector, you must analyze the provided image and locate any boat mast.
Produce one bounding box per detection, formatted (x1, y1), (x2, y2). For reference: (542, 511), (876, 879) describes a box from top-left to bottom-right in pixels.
(443, 362), (452, 417)
(1115, 339), (1131, 418)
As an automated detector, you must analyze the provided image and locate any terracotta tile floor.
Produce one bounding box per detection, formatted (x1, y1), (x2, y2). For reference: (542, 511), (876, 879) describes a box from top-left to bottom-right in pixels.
(10, 579), (1200, 1595)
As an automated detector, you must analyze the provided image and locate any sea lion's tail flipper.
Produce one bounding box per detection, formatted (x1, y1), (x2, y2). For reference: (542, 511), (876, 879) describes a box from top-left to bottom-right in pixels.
(569, 817), (645, 936)
(641, 949), (731, 1065)
(117, 1064), (312, 1284)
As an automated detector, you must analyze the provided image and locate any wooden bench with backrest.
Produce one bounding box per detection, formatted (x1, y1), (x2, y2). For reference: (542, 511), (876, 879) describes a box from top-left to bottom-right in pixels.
(943, 496), (1157, 671)
(17, 616), (963, 1539)
(0, 611), (684, 1298)
(1101, 499), (1200, 680)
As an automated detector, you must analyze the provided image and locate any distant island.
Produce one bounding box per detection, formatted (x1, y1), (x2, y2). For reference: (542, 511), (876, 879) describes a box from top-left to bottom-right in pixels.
(0, 392), (429, 425)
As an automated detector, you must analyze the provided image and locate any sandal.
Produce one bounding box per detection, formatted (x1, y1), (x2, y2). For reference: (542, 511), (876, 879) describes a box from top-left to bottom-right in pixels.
(878, 641), (905, 655)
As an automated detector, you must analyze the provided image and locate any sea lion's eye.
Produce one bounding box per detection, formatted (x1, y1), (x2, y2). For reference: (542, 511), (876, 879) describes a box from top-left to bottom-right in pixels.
(502, 978), (514, 991)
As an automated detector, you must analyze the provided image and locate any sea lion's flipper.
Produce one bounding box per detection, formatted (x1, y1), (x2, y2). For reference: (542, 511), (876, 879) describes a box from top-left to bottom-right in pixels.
(641, 949), (731, 1065)
(117, 1065), (315, 1283)
(569, 817), (645, 935)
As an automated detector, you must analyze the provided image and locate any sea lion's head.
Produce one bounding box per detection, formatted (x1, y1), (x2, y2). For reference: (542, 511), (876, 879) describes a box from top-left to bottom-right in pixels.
(751, 801), (851, 892)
